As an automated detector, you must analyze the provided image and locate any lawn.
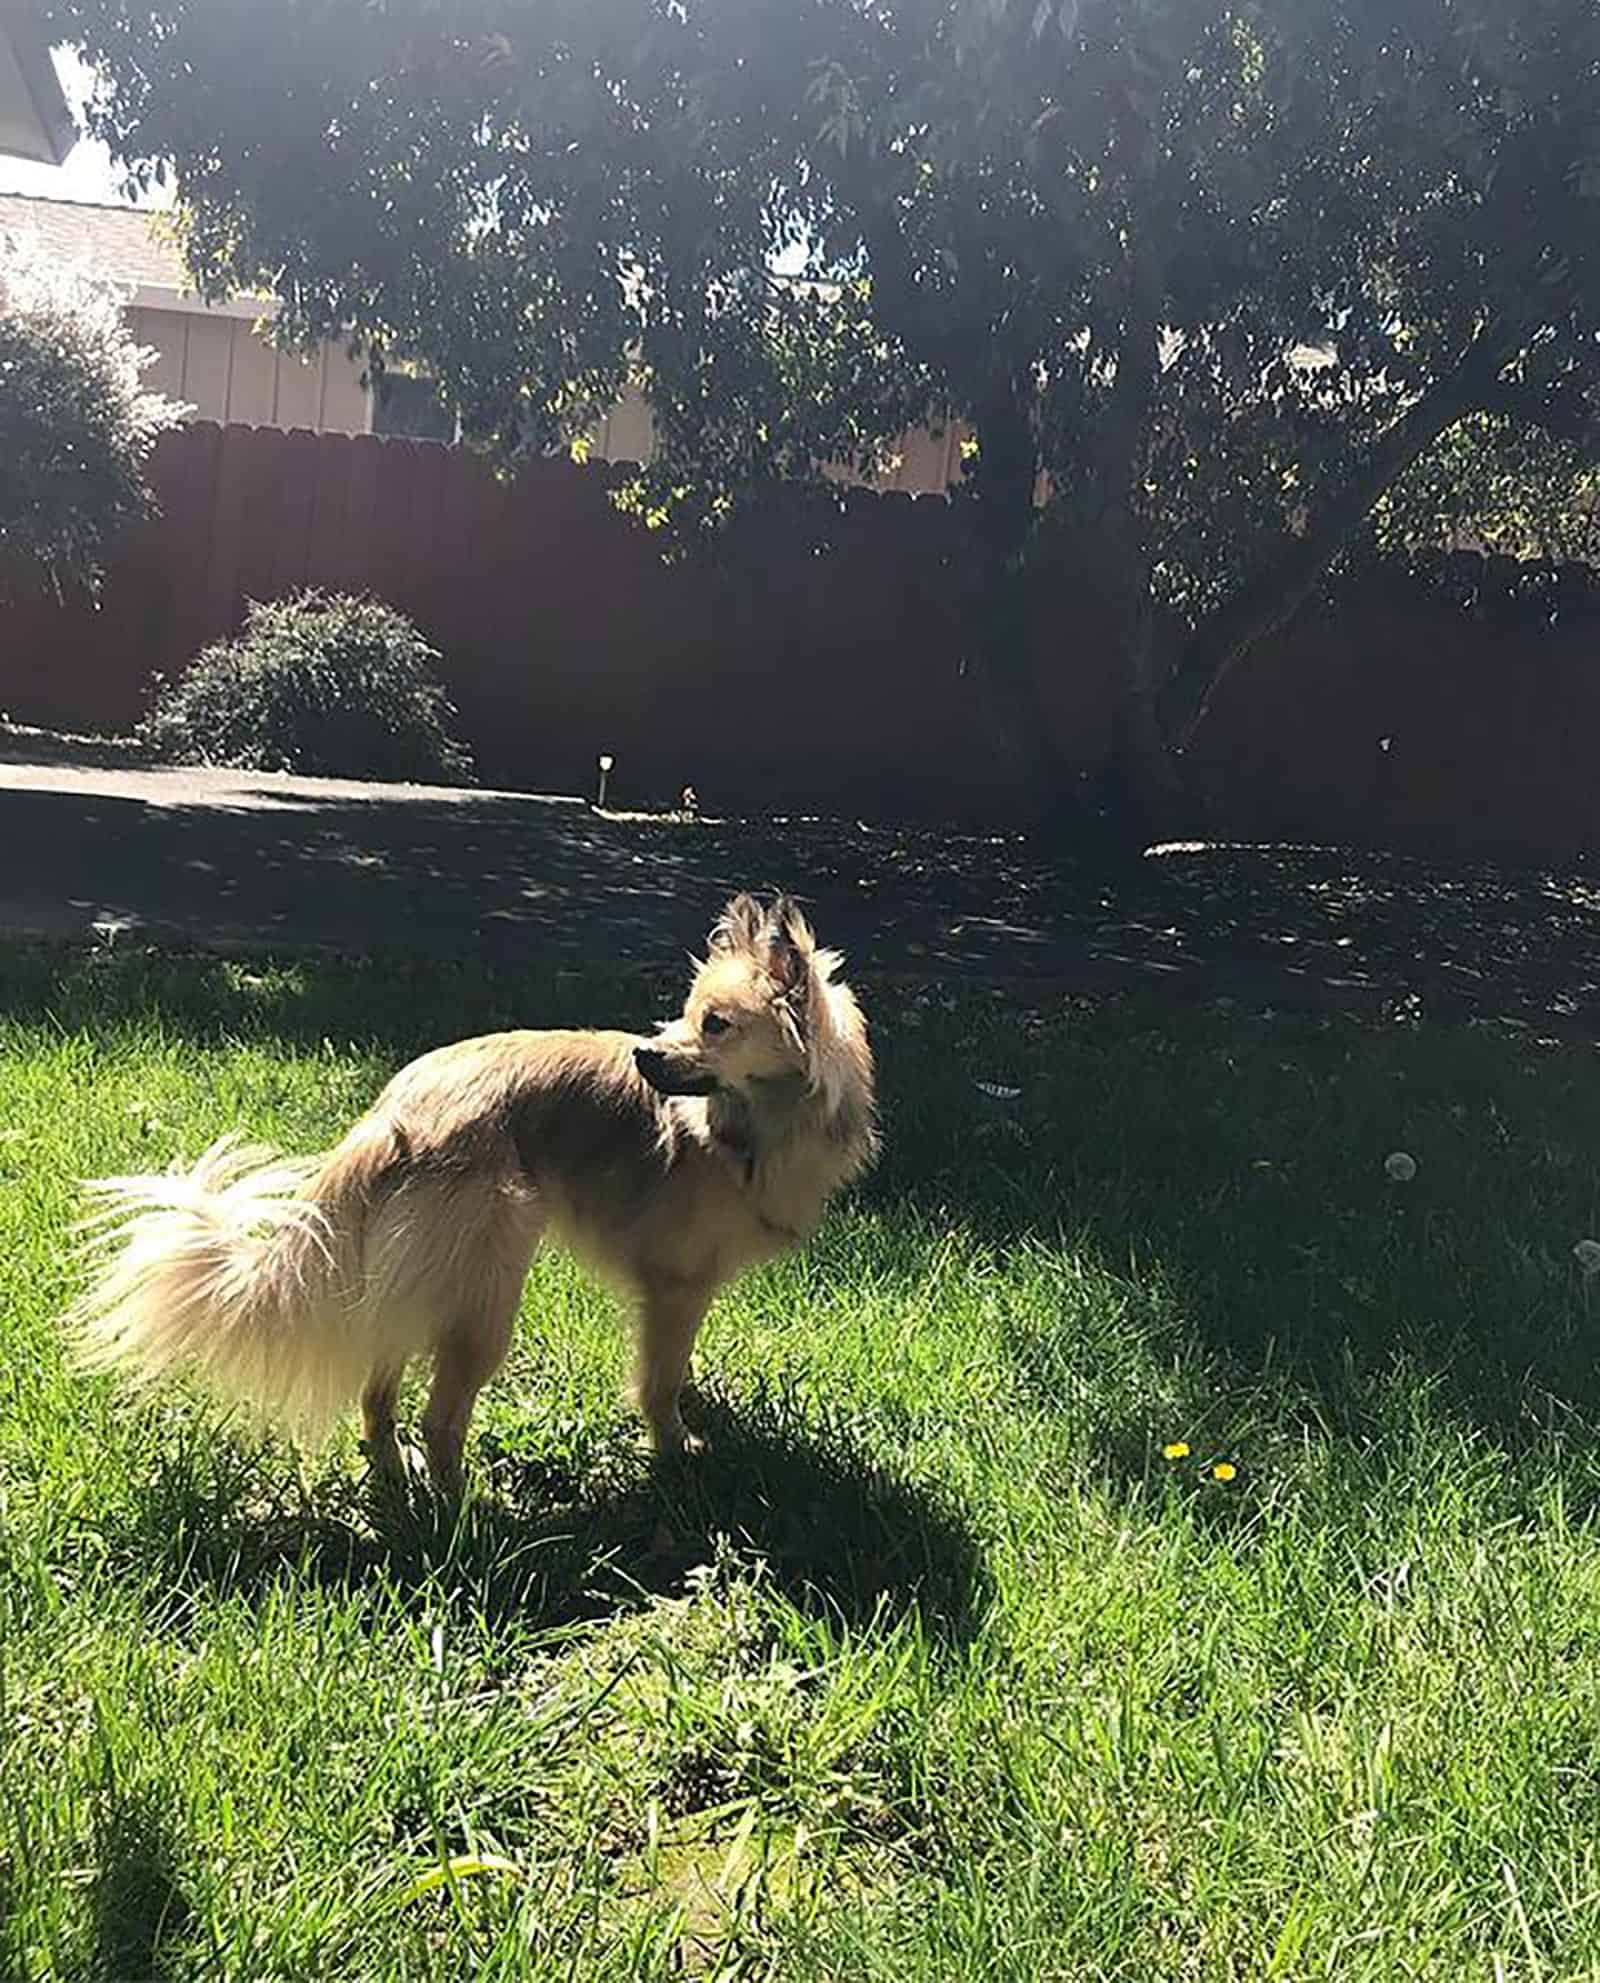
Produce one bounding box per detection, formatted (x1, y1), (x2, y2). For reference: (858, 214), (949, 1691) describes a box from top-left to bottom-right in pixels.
(6, 942), (1600, 1978)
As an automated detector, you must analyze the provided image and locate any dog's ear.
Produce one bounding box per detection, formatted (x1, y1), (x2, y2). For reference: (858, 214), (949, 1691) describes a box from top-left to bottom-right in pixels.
(768, 896), (815, 954)
(709, 894), (766, 955)
(764, 897), (815, 999)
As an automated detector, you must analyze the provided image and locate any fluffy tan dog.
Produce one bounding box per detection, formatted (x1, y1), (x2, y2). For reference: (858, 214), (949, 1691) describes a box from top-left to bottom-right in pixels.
(67, 894), (877, 1489)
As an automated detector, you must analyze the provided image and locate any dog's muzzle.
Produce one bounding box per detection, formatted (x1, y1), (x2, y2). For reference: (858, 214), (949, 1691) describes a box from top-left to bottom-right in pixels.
(634, 1044), (718, 1097)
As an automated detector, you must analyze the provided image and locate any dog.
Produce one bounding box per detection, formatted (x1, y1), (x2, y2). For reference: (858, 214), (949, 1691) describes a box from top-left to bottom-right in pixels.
(66, 894), (877, 1491)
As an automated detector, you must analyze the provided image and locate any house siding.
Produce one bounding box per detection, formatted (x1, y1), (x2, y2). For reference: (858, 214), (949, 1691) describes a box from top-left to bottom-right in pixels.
(128, 304), (372, 434)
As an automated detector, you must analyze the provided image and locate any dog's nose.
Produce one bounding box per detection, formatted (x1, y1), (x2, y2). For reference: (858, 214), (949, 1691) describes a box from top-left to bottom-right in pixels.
(635, 1044), (717, 1098)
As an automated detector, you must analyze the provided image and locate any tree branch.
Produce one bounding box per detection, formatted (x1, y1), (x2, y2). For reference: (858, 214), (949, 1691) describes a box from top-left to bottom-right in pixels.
(1481, 375), (1600, 450)
(1160, 327), (1514, 748)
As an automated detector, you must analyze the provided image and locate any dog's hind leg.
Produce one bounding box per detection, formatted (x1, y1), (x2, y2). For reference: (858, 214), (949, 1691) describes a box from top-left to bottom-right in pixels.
(634, 1283), (713, 1456)
(419, 1219), (542, 1494)
(421, 1328), (506, 1496)
(360, 1367), (406, 1484)
(422, 1290), (529, 1495)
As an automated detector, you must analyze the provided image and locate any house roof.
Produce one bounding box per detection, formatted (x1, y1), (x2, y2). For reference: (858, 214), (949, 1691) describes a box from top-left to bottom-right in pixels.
(0, 187), (276, 319)
(0, 187), (183, 286)
(0, 2), (75, 165)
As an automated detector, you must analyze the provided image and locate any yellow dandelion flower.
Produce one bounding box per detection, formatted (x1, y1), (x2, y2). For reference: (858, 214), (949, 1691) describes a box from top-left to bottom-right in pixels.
(1162, 1441), (1191, 1461)
(1212, 1462), (1238, 1483)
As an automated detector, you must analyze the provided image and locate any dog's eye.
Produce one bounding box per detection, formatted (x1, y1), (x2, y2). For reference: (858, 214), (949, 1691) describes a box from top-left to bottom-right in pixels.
(702, 1012), (731, 1037)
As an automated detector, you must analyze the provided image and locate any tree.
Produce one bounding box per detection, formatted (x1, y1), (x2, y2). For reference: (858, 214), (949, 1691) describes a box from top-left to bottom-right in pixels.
(0, 227), (185, 592)
(49, 0), (1600, 833)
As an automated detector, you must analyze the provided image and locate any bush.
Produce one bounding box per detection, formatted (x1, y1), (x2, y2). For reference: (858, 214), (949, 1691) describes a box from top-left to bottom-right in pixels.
(0, 228), (187, 590)
(142, 591), (477, 785)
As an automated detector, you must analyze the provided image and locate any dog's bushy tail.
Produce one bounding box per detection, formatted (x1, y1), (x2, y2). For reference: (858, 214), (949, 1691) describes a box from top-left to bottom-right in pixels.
(66, 1123), (394, 1439)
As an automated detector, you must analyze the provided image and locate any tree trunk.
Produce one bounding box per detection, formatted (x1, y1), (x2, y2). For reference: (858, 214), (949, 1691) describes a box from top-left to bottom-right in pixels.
(960, 383), (1077, 833)
(1070, 496), (1187, 856)
(965, 563), (1062, 823)
(1073, 243), (1188, 855)
(1106, 614), (1185, 847)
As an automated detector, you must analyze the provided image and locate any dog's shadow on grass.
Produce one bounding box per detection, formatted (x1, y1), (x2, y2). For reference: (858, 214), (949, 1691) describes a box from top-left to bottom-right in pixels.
(0, 1773), (194, 1983)
(118, 1388), (988, 1649)
(84, 1787), (194, 1983)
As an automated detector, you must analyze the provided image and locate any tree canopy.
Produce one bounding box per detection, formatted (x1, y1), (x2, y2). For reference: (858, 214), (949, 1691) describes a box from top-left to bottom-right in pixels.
(50, 0), (1600, 821)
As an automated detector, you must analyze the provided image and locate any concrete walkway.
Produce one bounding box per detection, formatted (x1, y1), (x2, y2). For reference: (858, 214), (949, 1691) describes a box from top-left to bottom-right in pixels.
(0, 744), (1068, 975)
(3, 736), (1599, 1030)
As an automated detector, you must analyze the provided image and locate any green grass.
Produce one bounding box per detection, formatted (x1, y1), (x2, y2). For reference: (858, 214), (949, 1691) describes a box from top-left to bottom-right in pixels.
(7, 943), (1600, 1977)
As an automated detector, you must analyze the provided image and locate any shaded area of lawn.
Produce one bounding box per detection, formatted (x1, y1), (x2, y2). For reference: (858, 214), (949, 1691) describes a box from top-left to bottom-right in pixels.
(882, 984), (1600, 1453)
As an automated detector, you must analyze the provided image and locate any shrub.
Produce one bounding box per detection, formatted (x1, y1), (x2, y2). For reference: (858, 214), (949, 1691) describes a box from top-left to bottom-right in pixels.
(142, 591), (477, 785)
(0, 228), (187, 590)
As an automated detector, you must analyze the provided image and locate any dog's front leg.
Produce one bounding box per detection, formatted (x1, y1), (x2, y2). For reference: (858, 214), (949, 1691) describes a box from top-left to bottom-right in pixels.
(634, 1284), (712, 1455)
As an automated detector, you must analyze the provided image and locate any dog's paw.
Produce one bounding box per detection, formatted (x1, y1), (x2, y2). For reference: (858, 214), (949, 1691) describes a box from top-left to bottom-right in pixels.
(646, 1421), (706, 1460)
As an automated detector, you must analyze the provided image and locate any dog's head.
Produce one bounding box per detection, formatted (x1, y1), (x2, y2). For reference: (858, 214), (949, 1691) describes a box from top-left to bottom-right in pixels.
(634, 893), (835, 1100)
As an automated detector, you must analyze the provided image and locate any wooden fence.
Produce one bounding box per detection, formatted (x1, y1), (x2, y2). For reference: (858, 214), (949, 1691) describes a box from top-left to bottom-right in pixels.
(2, 422), (1079, 818)
(4, 421), (1600, 859)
